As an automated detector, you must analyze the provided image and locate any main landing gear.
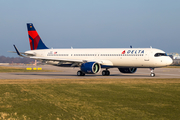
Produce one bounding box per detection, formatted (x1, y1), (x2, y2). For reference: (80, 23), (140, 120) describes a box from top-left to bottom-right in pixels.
(102, 69), (110, 76)
(150, 68), (155, 77)
(77, 70), (85, 76)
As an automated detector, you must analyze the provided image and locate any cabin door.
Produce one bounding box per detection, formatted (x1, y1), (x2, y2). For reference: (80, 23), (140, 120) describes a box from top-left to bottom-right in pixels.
(144, 51), (150, 61)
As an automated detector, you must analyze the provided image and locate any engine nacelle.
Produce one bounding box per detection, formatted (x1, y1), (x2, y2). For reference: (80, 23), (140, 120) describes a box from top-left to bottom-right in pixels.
(81, 62), (101, 74)
(118, 68), (137, 73)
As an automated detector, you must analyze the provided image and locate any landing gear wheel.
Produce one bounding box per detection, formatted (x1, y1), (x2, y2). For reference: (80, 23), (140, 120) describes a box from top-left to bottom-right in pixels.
(77, 71), (85, 76)
(106, 71), (110, 76)
(102, 71), (106, 76)
(102, 70), (110, 76)
(150, 73), (155, 77)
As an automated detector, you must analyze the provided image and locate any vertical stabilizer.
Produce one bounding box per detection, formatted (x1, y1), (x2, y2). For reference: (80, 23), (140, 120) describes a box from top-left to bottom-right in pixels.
(27, 23), (48, 50)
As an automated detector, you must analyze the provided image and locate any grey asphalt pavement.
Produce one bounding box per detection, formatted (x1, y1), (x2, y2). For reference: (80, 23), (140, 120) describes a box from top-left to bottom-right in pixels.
(0, 65), (180, 79)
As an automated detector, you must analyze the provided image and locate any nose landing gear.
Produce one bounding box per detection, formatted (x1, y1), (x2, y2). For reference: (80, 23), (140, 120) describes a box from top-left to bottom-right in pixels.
(150, 68), (155, 77)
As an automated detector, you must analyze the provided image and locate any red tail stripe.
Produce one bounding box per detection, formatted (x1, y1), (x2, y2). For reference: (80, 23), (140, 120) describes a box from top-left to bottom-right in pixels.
(33, 35), (41, 50)
(29, 38), (33, 50)
(28, 31), (39, 39)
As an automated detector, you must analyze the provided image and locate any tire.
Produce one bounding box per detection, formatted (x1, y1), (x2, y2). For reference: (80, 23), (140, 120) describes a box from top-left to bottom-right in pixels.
(106, 71), (110, 76)
(150, 73), (155, 77)
(102, 70), (110, 76)
(82, 72), (85, 76)
(77, 71), (85, 76)
(77, 71), (81, 76)
(102, 71), (106, 76)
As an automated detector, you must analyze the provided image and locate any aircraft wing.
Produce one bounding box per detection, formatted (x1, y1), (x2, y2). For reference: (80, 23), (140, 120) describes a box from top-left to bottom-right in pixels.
(30, 56), (85, 63)
(30, 57), (113, 66)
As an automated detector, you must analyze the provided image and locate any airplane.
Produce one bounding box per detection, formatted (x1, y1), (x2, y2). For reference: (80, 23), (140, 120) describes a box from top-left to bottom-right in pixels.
(11, 23), (173, 77)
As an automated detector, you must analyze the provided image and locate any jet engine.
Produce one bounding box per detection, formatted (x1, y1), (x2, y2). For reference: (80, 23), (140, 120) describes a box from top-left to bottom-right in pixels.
(118, 68), (137, 73)
(81, 62), (101, 74)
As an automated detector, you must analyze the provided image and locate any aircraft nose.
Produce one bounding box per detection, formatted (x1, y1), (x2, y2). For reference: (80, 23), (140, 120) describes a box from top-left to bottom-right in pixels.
(166, 57), (173, 66)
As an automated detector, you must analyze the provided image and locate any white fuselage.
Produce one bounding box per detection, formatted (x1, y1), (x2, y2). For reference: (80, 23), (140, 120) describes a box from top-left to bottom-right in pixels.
(25, 48), (173, 68)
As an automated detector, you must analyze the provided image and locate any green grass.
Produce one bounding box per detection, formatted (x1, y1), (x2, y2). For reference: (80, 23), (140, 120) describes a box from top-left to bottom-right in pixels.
(0, 79), (180, 119)
(0, 66), (57, 73)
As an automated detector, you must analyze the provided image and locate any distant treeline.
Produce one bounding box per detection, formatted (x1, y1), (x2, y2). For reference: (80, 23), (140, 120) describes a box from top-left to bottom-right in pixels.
(0, 56), (34, 63)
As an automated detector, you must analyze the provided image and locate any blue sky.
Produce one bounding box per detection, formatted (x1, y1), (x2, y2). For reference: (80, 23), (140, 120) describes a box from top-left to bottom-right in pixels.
(0, 0), (180, 57)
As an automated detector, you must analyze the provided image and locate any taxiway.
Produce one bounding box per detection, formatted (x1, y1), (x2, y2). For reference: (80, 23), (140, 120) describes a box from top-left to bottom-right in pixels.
(0, 65), (180, 79)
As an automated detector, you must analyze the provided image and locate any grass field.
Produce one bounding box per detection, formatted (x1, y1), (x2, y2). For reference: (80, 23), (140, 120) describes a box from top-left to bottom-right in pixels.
(0, 78), (180, 120)
(0, 66), (57, 73)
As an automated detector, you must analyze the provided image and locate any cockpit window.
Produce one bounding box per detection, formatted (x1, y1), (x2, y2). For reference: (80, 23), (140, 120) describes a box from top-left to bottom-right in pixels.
(154, 53), (167, 57)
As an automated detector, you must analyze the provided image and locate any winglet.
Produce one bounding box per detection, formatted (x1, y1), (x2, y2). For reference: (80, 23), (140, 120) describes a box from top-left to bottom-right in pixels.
(13, 45), (24, 57)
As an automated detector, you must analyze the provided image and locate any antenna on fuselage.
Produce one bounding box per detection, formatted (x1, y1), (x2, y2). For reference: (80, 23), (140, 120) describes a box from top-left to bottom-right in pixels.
(130, 45), (132, 48)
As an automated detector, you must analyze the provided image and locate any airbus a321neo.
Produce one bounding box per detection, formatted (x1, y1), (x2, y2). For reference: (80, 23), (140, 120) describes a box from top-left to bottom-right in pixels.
(11, 23), (173, 77)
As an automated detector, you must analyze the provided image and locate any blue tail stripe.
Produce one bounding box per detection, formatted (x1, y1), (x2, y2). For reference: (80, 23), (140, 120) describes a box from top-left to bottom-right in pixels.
(29, 35), (34, 50)
(37, 39), (49, 49)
